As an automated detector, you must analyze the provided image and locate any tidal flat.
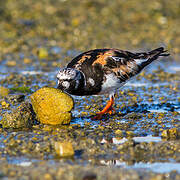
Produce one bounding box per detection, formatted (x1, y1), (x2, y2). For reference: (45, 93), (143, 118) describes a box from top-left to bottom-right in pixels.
(0, 0), (180, 179)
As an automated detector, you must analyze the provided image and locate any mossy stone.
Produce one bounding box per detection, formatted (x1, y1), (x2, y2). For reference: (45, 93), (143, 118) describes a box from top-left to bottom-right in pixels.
(30, 87), (74, 125)
(1, 102), (35, 129)
(0, 87), (9, 97)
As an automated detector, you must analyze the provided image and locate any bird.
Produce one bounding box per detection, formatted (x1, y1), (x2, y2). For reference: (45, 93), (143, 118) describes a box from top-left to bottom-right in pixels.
(57, 47), (170, 119)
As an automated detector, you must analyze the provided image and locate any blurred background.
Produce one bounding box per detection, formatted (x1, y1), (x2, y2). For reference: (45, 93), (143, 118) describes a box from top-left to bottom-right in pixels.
(0, 0), (179, 64)
(0, 2), (180, 178)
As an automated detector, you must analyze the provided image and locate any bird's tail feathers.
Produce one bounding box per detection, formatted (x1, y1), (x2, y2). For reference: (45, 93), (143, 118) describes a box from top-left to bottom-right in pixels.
(148, 47), (170, 57)
(135, 47), (170, 68)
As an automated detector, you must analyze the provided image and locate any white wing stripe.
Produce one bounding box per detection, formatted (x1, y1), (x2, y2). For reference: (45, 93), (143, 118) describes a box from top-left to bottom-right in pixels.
(111, 56), (122, 62)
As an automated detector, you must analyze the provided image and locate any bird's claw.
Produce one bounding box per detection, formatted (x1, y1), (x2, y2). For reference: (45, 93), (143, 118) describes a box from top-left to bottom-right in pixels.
(91, 96), (115, 120)
(91, 107), (115, 120)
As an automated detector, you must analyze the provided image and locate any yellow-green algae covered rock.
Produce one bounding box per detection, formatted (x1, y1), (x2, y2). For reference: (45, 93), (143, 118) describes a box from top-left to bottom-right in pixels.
(30, 87), (74, 125)
(0, 86), (9, 97)
(1, 102), (35, 129)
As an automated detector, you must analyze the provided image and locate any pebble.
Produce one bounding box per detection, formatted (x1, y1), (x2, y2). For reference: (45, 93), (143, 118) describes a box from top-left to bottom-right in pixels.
(54, 142), (74, 157)
(0, 87), (9, 97)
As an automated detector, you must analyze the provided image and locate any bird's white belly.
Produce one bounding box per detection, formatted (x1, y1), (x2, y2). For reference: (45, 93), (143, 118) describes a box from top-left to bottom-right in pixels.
(100, 73), (125, 94)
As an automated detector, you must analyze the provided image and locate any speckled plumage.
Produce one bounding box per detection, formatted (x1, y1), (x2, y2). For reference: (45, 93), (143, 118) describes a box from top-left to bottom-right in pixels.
(57, 47), (169, 118)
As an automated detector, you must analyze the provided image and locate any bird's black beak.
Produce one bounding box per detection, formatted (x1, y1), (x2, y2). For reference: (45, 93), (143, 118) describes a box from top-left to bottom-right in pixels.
(57, 81), (64, 90)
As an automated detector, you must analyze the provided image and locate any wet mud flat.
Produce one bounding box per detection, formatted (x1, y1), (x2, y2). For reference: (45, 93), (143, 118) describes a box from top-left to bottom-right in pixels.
(0, 57), (180, 179)
(0, 0), (180, 179)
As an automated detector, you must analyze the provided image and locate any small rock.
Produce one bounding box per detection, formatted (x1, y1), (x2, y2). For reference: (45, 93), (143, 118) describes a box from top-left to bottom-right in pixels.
(6, 60), (16, 67)
(44, 173), (53, 180)
(161, 129), (169, 138)
(0, 87), (9, 97)
(5, 94), (25, 104)
(169, 128), (179, 138)
(23, 58), (32, 64)
(115, 129), (123, 136)
(161, 128), (179, 139)
(1, 102), (35, 129)
(38, 48), (48, 59)
(82, 172), (97, 180)
(54, 142), (74, 157)
(126, 131), (135, 137)
(1, 101), (10, 108)
(30, 87), (74, 125)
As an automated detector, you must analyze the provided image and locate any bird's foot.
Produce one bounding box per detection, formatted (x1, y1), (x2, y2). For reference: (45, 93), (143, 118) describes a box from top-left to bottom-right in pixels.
(92, 98), (115, 120)
(92, 108), (115, 120)
(105, 106), (115, 115)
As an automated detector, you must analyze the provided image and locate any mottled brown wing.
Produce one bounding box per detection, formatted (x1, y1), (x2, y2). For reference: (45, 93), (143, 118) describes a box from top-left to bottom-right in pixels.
(67, 48), (141, 83)
(67, 49), (110, 69)
(103, 54), (141, 82)
(103, 47), (170, 82)
(67, 47), (169, 83)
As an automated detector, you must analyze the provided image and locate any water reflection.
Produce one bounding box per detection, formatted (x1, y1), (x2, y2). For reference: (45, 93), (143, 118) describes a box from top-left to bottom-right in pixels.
(100, 160), (180, 173)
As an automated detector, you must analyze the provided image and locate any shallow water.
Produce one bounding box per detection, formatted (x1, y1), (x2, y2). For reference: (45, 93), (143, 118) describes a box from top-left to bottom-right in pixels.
(100, 160), (180, 173)
(0, 54), (180, 178)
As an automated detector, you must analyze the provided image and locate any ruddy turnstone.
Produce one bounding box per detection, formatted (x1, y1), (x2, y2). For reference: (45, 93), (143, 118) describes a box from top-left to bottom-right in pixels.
(57, 47), (169, 119)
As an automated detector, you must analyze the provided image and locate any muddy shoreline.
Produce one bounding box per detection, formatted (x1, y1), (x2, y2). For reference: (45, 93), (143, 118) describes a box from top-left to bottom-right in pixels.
(0, 0), (180, 179)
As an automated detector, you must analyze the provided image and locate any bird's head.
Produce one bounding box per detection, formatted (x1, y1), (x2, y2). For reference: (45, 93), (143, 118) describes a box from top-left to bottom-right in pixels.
(57, 68), (83, 93)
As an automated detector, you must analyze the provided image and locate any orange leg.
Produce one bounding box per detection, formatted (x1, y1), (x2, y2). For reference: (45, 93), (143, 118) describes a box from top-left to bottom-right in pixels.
(92, 96), (115, 120)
